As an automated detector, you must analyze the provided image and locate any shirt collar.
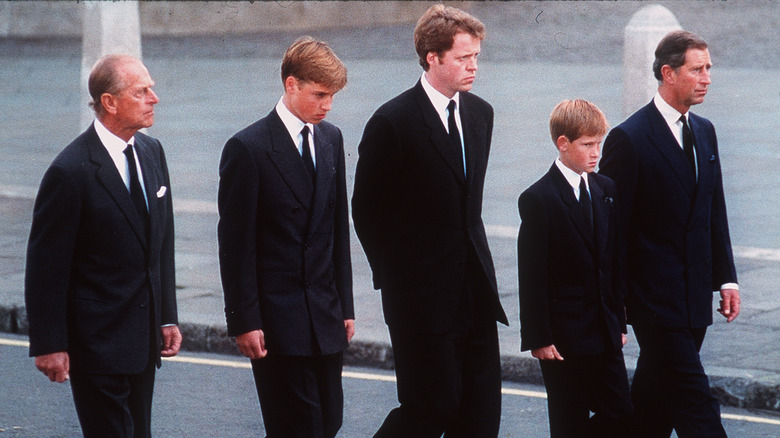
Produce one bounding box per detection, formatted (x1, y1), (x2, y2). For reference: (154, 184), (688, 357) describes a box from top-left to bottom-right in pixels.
(654, 92), (688, 126)
(421, 72), (459, 116)
(555, 158), (588, 192)
(94, 118), (134, 154)
(276, 97), (313, 143)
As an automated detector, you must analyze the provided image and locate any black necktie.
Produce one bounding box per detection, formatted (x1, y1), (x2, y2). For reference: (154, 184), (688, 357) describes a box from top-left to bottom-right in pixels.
(447, 100), (465, 176)
(300, 125), (315, 183)
(679, 115), (696, 175)
(579, 176), (593, 232)
(123, 144), (149, 236)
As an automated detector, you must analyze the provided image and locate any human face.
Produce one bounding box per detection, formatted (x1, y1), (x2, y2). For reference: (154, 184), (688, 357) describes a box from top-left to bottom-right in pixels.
(665, 48), (712, 113)
(106, 60), (159, 140)
(284, 77), (337, 125)
(558, 134), (603, 174)
(425, 32), (481, 98)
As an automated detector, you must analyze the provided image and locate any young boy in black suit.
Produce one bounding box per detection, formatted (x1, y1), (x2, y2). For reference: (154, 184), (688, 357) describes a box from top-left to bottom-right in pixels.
(517, 99), (632, 437)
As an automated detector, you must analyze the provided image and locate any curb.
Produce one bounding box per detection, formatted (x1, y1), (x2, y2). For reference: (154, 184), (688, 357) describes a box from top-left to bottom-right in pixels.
(3, 303), (780, 412)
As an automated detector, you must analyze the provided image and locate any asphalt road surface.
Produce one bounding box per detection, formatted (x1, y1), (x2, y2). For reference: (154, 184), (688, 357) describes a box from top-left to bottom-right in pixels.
(2, 334), (780, 437)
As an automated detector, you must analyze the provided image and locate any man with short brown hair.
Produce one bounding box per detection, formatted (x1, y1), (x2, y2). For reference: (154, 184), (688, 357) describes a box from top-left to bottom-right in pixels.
(352, 5), (507, 437)
(218, 36), (353, 438)
(600, 30), (740, 437)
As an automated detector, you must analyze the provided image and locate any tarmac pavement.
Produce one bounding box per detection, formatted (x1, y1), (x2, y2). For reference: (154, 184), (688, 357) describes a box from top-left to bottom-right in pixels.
(1, 1), (779, 413)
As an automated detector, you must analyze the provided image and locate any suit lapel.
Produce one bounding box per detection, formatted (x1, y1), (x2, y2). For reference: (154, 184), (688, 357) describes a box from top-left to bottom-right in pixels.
(265, 110), (315, 210)
(87, 125), (148, 248)
(306, 126), (336, 234)
(550, 164), (594, 249)
(588, 174), (609, 260)
(135, 136), (161, 250)
(644, 104), (697, 198)
(460, 95), (480, 186)
(414, 82), (466, 185)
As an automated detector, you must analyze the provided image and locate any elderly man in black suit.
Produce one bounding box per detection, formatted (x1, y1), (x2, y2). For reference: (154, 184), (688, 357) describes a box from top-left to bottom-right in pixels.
(25, 54), (180, 438)
(599, 30), (740, 438)
(352, 5), (508, 437)
(218, 37), (353, 438)
(518, 99), (631, 437)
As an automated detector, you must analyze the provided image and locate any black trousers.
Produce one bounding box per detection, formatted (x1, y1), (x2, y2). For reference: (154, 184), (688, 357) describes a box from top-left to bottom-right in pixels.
(539, 347), (632, 438)
(251, 352), (344, 438)
(375, 251), (502, 438)
(631, 325), (726, 438)
(70, 361), (156, 438)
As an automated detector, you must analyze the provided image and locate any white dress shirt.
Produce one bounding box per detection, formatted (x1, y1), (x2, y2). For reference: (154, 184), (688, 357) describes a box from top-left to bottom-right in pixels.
(555, 158), (590, 201)
(94, 118), (148, 208)
(653, 92), (698, 174)
(421, 73), (466, 175)
(276, 98), (316, 169)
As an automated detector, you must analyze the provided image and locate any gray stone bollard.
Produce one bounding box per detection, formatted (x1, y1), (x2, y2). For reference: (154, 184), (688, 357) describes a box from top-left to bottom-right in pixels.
(79, 1), (142, 130)
(622, 5), (681, 117)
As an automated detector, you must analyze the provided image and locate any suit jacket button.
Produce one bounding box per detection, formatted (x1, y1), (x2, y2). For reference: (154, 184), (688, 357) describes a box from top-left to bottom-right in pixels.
(293, 206), (300, 213)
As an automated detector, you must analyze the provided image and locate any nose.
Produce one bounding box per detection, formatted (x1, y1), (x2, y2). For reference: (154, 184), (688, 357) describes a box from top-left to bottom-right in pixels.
(149, 88), (160, 104)
(701, 69), (712, 85)
(322, 96), (333, 112)
(468, 57), (478, 72)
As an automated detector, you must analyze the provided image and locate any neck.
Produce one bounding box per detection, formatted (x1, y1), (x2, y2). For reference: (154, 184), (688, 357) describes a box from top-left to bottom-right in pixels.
(98, 116), (136, 142)
(658, 86), (689, 115)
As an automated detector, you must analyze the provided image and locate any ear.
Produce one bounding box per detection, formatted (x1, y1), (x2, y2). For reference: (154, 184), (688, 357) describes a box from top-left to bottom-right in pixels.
(100, 93), (118, 115)
(555, 135), (569, 152)
(661, 64), (676, 84)
(284, 76), (298, 94)
(426, 51), (439, 68)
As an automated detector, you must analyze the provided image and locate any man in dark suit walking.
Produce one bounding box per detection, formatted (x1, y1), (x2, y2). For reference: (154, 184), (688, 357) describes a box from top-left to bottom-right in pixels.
(599, 30), (740, 437)
(352, 5), (508, 437)
(218, 37), (353, 438)
(25, 54), (181, 438)
(518, 99), (631, 437)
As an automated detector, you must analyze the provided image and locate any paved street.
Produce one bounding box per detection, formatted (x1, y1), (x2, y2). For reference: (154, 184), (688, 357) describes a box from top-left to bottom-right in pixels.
(1, 0), (779, 421)
(3, 334), (780, 437)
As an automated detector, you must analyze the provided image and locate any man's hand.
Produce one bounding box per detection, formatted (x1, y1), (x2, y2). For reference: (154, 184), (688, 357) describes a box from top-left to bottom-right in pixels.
(344, 319), (355, 342)
(160, 325), (182, 357)
(236, 329), (267, 359)
(531, 344), (564, 361)
(621, 333), (628, 346)
(718, 288), (741, 323)
(35, 351), (70, 383)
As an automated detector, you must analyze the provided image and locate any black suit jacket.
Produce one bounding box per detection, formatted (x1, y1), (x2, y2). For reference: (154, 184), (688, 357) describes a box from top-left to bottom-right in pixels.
(352, 81), (508, 333)
(218, 109), (353, 356)
(600, 101), (737, 328)
(518, 165), (625, 356)
(25, 123), (177, 374)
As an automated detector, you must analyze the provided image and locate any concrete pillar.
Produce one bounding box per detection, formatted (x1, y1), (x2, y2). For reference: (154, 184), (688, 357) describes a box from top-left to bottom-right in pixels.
(79, 1), (142, 130)
(622, 5), (681, 117)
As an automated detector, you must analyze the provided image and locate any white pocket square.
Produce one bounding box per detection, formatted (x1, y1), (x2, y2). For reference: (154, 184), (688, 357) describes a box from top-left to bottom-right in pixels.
(156, 186), (167, 198)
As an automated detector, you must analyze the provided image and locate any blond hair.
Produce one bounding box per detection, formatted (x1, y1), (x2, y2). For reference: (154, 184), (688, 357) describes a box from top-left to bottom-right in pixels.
(281, 36), (347, 91)
(549, 99), (608, 145)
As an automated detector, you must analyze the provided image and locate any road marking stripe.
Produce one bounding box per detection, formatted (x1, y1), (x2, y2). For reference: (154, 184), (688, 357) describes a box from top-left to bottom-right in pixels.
(6, 335), (780, 425)
(0, 338), (29, 347)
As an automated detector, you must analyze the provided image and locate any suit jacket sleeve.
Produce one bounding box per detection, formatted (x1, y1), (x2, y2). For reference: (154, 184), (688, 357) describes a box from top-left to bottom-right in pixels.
(334, 130), (355, 320)
(352, 112), (400, 290)
(517, 190), (554, 351)
(25, 164), (81, 356)
(157, 143), (177, 326)
(218, 137), (263, 336)
(703, 124), (738, 287)
(599, 127), (639, 247)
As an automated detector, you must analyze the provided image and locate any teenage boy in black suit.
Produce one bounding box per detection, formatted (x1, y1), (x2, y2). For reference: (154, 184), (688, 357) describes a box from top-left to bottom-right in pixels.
(518, 99), (631, 437)
(218, 37), (353, 438)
